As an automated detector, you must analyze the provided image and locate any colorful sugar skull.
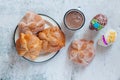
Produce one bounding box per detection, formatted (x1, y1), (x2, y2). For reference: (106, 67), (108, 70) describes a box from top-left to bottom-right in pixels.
(98, 29), (117, 47)
(89, 14), (107, 31)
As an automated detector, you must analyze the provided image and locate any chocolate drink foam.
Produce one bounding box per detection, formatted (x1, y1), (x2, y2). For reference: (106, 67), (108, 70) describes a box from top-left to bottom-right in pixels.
(65, 11), (84, 29)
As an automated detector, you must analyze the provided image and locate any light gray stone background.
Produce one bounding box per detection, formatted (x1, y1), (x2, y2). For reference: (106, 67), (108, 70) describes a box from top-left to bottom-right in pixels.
(0, 0), (120, 80)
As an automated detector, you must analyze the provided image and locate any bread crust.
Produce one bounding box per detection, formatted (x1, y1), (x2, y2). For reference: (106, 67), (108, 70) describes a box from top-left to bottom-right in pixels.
(38, 27), (65, 54)
(68, 39), (95, 65)
(18, 11), (45, 35)
(16, 33), (42, 60)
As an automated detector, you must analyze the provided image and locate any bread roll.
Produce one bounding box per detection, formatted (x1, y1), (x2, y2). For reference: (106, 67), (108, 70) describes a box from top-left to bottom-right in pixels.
(16, 33), (42, 60)
(68, 39), (95, 66)
(38, 27), (65, 54)
(18, 11), (45, 35)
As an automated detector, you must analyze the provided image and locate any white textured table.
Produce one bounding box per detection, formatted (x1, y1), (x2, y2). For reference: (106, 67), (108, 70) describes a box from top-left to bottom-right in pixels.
(0, 0), (120, 80)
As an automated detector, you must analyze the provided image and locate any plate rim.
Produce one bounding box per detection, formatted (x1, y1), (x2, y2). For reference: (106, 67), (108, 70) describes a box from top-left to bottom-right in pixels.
(13, 13), (61, 63)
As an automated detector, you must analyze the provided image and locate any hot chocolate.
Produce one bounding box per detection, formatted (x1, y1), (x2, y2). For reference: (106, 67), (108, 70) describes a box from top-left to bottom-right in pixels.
(64, 9), (85, 30)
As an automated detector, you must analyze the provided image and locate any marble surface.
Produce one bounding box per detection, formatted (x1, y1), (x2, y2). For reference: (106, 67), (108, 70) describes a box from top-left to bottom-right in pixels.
(0, 0), (120, 80)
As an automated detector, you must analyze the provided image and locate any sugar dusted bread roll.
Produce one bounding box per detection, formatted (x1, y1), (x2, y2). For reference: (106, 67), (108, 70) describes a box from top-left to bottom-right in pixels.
(16, 32), (42, 60)
(38, 27), (65, 54)
(98, 29), (117, 47)
(18, 11), (45, 35)
(68, 39), (95, 66)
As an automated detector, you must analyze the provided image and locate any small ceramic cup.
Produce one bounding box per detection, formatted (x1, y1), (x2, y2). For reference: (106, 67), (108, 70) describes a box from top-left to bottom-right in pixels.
(64, 9), (85, 31)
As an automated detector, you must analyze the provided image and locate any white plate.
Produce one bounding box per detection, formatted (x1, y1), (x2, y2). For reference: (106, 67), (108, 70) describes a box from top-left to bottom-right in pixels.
(14, 14), (61, 63)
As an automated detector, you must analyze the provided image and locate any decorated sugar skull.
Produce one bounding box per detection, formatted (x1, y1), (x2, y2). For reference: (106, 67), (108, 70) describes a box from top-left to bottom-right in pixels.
(98, 29), (117, 47)
(89, 14), (107, 31)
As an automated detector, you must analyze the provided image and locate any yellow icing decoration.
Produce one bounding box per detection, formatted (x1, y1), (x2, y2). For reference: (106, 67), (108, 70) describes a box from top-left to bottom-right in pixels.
(107, 31), (116, 43)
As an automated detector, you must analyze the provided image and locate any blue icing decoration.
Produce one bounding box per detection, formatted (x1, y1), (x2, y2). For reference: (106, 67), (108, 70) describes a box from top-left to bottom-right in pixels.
(93, 22), (100, 28)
